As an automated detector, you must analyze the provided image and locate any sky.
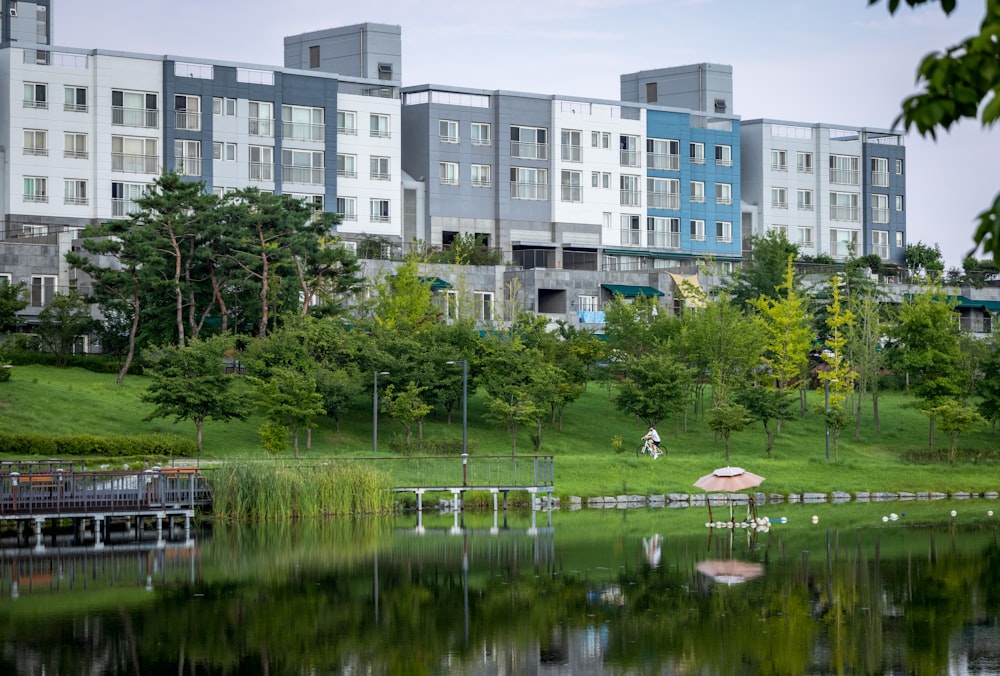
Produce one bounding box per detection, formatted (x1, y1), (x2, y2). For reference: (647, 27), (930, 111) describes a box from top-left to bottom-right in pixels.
(56, 0), (995, 269)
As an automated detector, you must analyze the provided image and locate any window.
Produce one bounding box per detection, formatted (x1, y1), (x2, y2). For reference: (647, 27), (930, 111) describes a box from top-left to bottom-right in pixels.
(620, 214), (641, 246)
(871, 157), (889, 187)
(370, 198), (390, 223)
(798, 226), (814, 247)
(620, 175), (641, 207)
(30, 275), (56, 308)
(64, 179), (87, 205)
(561, 129), (582, 162)
(23, 129), (47, 156)
(510, 167), (548, 200)
(690, 181), (705, 203)
(896, 195), (904, 212)
(560, 170), (581, 202)
(249, 145), (274, 181)
(282, 105), (324, 141)
(872, 194), (889, 223)
(111, 136), (158, 173)
(112, 90), (157, 127)
(511, 125), (547, 160)
(63, 132), (87, 159)
(797, 189), (813, 211)
(474, 291), (494, 321)
(336, 153), (356, 178)
(647, 138), (679, 171)
(715, 221), (733, 243)
(715, 144), (732, 167)
(771, 224), (788, 237)
(577, 295), (599, 312)
(336, 196), (357, 221)
(620, 134), (639, 167)
(23, 82), (47, 109)
(237, 68), (274, 86)
(471, 122), (491, 146)
(715, 183), (732, 205)
(174, 140), (202, 176)
(444, 290), (459, 319)
(690, 219), (705, 242)
(830, 154), (860, 185)
(112, 181), (146, 217)
(646, 82), (658, 103)
(872, 230), (889, 259)
(439, 119), (459, 143)
(591, 171), (610, 188)
(212, 142), (236, 162)
(830, 191), (859, 221)
(249, 101), (273, 136)
(690, 142), (705, 164)
(440, 161), (459, 185)
(797, 151), (813, 173)
(896, 231), (904, 248)
(771, 187), (787, 209)
(472, 164), (491, 187)
(370, 156), (390, 181)
(175, 94), (201, 131)
(23, 176), (47, 202)
(337, 110), (356, 135)
(282, 149), (324, 184)
(212, 97), (236, 116)
(895, 159), (904, 175)
(309, 45), (320, 69)
(64, 86), (86, 112)
(370, 113), (390, 138)
(647, 178), (680, 210)
(830, 228), (859, 258)
(770, 149), (787, 171)
(591, 131), (610, 149)
(648, 216), (681, 248)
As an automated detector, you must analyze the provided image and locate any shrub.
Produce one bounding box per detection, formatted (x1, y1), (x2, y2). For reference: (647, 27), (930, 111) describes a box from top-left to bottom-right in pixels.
(0, 432), (196, 457)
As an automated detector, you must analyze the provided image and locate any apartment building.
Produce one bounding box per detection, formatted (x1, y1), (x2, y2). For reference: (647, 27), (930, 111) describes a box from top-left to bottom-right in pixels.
(740, 119), (907, 265)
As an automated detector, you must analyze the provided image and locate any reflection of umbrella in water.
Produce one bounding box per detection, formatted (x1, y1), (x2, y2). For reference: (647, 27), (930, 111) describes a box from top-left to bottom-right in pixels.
(696, 559), (764, 586)
(694, 466), (765, 522)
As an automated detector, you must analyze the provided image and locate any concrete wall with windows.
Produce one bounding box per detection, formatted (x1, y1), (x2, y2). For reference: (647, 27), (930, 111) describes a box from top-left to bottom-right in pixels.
(284, 23), (401, 82)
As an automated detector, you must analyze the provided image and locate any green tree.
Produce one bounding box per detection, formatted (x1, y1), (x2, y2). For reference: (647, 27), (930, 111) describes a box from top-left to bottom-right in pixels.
(250, 367), (325, 456)
(928, 399), (984, 464)
(904, 241), (945, 277)
(871, 0), (1000, 262)
(848, 289), (891, 438)
(381, 381), (433, 445)
(602, 292), (667, 358)
(0, 280), (27, 330)
(707, 399), (752, 464)
(686, 293), (765, 406)
(729, 231), (798, 308)
(364, 258), (441, 334)
(976, 338), (1000, 431)
(613, 353), (692, 431)
(737, 385), (792, 456)
(35, 282), (99, 367)
(817, 277), (857, 460)
(140, 335), (249, 452)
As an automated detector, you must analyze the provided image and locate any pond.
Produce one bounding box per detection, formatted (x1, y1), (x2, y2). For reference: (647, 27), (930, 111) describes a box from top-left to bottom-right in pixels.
(0, 500), (998, 674)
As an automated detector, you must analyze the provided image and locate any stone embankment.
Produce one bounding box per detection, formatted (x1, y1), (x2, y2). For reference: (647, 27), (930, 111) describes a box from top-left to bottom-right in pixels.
(567, 490), (1000, 509)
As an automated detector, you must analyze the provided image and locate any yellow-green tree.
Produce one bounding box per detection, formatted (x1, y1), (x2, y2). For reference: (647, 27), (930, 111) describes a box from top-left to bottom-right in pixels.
(817, 276), (857, 460)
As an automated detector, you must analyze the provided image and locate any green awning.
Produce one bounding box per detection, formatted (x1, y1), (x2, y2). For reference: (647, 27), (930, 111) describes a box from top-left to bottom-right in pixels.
(956, 296), (1000, 312)
(601, 283), (664, 298)
(419, 276), (452, 291)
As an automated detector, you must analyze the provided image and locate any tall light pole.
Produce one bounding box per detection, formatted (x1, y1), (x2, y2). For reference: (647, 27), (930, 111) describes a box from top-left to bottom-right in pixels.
(447, 359), (468, 486)
(373, 371), (389, 454)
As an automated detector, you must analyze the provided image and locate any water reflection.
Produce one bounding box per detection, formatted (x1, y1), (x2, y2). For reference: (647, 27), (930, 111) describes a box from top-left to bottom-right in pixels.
(0, 504), (997, 674)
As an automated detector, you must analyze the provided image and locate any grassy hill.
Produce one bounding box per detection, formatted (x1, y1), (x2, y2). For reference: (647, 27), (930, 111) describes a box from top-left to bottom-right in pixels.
(1, 364), (999, 498)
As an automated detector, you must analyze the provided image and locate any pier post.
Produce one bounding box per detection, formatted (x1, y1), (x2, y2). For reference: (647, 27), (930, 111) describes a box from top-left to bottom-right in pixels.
(415, 489), (424, 512)
(33, 517), (45, 551)
(94, 517), (105, 549)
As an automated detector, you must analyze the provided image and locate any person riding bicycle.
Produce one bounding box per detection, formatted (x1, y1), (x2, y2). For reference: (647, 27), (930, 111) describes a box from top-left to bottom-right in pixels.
(642, 425), (662, 459)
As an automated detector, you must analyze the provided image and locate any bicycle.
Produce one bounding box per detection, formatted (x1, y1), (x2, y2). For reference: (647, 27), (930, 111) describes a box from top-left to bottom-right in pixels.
(637, 436), (663, 460)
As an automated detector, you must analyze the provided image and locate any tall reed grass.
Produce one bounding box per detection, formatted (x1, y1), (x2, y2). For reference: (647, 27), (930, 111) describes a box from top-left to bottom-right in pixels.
(211, 461), (394, 520)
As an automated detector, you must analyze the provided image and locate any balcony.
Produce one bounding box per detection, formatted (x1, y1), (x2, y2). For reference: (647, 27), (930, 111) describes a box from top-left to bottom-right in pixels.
(620, 190), (641, 207)
(371, 171), (391, 181)
(23, 193), (48, 203)
(24, 147), (48, 157)
(24, 100), (48, 110)
(872, 171), (889, 187)
(337, 168), (357, 179)
(716, 196), (732, 205)
(64, 196), (88, 206)
(64, 150), (88, 160)
(512, 141), (547, 160)
(250, 162), (274, 181)
(370, 127), (391, 139)
(64, 103), (87, 113)
(175, 156), (202, 177)
(620, 150), (639, 167)
(647, 153), (679, 171)
(830, 169), (860, 185)
(112, 107), (158, 128)
(771, 200), (787, 209)
(175, 110), (201, 131)
(619, 229), (641, 246)
(510, 181), (548, 200)
(649, 231), (681, 248)
(112, 153), (159, 174)
(112, 198), (141, 218)
(873, 244), (890, 259)
(716, 157), (732, 167)
(337, 124), (356, 136)
(830, 206), (860, 221)
(249, 118), (273, 137)
(283, 121), (325, 141)
(561, 144), (581, 162)
(283, 165), (324, 185)
(561, 185), (582, 202)
(648, 193), (680, 210)
(872, 208), (890, 224)
(472, 178), (492, 188)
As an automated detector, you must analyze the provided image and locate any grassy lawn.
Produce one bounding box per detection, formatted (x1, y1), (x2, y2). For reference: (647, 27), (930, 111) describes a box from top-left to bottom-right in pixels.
(1, 364), (999, 498)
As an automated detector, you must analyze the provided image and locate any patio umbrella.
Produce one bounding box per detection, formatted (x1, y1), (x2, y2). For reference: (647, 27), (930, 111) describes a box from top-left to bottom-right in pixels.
(696, 559), (764, 586)
(693, 466), (765, 522)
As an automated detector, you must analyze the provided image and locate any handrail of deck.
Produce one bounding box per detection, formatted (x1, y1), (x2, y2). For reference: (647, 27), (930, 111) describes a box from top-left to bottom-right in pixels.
(360, 454), (555, 491)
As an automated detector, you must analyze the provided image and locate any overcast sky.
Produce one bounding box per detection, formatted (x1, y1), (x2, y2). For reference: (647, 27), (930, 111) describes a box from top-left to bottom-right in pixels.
(56, 0), (994, 269)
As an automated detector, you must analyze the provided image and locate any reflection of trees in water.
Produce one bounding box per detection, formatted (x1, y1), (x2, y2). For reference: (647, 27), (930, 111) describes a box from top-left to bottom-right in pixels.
(1, 524), (999, 674)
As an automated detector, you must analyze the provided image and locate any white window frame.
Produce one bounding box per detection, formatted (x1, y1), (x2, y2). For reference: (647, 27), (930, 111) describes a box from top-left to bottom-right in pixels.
(561, 129), (582, 162)
(592, 131), (610, 149)
(577, 294), (599, 312)
(212, 96), (236, 116)
(370, 198), (390, 222)
(871, 157), (889, 187)
(440, 161), (459, 185)
(648, 216), (681, 248)
(282, 104), (325, 142)
(472, 163), (491, 188)
(370, 113), (390, 138)
(715, 183), (732, 205)
(248, 100), (273, 137)
(64, 132), (87, 159)
(770, 149), (787, 171)
(620, 214), (641, 246)
(620, 134), (640, 167)
(112, 89), (158, 128)
(798, 226), (814, 247)
(23, 129), (47, 156)
(249, 145), (274, 181)
(282, 148), (324, 185)
(796, 151), (813, 174)
(647, 177), (679, 210)
(620, 174), (641, 207)
(830, 154), (861, 185)
(23, 176), (47, 202)
(771, 224), (788, 237)
(64, 179), (87, 206)
(23, 82), (47, 109)
(175, 94), (201, 131)
(112, 136), (159, 174)
(212, 141), (236, 162)
(64, 86), (87, 113)
(872, 229), (890, 260)
(896, 195), (904, 212)
(471, 122), (491, 146)
(337, 153), (356, 178)
(872, 194), (889, 223)
(797, 189), (813, 211)
(715, 144), (732, 167)
(560, 170), (582, 203)
(370, 155), (390, 181)
(690, 219), (706, 242)
(511, 125), (547, 160)
(895, 231), (904, 248)
(690, 181), (705, 203)
(174, 139), (202, 176)
(646, 138), (679, 171)
(830, 191), (860, 221)
(336, 196), (357, 221)
(690, 142), (705, 164)
(337, 110), (357, 135)
(715, 221), (733, 244)
(771, 187), (787, 209)
(112, 181), (147, 217)
(830, 228), (859, 258)
(439, 119), (459, 143)
(510, 167), (548, 200)
(30, 275), (56, 308)
(474, 291), (494, 321)
(895, 159), (904, 175)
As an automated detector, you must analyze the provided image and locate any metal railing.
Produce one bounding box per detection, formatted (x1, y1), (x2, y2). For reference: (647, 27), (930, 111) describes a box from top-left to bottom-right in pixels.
(112, 153), (159, 174)
(363, 455), (554, 491)
(647, 153), (679, 171)
(511, 141), (547, 160)
(283, 165), (324, 184)
(112, 107), (158, 128)
(282, 121), (325, 141)
(648, 193), (679, 209)
(174, 110), (201, 131)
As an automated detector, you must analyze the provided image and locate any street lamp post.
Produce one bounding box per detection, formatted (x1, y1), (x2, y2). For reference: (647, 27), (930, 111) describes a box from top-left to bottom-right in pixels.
(447, 360), (468, 486)
(373, 371), (389, 454)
